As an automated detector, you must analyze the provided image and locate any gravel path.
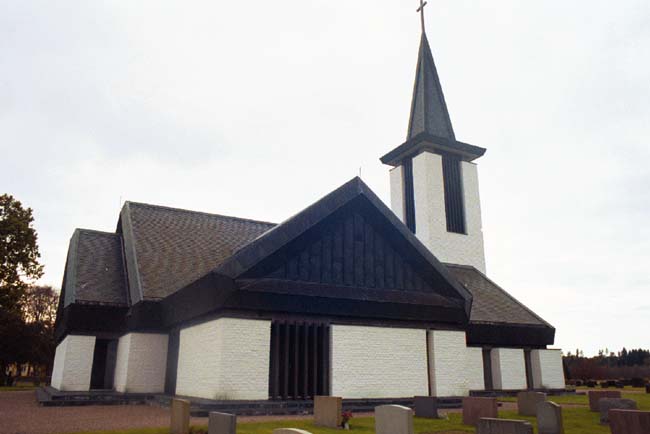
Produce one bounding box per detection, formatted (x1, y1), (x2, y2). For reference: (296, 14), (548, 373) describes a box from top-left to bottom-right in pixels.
(0, 390), (519, 434)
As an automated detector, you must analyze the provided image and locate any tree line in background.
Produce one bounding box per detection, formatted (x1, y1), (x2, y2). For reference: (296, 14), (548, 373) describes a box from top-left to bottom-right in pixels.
(564, 348), (650, 381)
(0, 194), (58, 386)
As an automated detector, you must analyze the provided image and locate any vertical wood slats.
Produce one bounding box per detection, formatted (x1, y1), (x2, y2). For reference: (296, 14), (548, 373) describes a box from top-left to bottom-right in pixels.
(269, 321), (330, 400)
(442, 154), (466, 234)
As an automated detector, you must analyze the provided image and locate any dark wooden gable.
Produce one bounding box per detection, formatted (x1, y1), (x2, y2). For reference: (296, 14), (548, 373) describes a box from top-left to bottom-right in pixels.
(238, 197), (463, 301)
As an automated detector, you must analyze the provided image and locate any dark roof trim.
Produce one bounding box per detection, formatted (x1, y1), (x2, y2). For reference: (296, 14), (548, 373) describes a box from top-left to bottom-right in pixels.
(380, 132), (486, 166)
(119, 202), (144, 305)
(216, 177), (473, 316)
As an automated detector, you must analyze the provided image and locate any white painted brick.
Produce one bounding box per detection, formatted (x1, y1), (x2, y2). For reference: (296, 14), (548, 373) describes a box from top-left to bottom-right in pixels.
(410, 152), (486, 272)
(176, 317), (271, 400)
(50, 335), (95, 391)
(331, 325), (428, 398)
(113, 333), (168, 393)
(491, 348), (527, 390)
(531, 349), (565, 389)
(389, 165), (405, 222)
(428, 331), (484, 396)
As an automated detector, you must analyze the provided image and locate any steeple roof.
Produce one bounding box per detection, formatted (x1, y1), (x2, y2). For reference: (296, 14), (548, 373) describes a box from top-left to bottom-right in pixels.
(407, 32), (456, 140)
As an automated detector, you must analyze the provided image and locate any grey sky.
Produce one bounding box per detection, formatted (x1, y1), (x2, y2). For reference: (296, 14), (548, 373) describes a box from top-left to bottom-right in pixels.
(1, 1), (648, 356)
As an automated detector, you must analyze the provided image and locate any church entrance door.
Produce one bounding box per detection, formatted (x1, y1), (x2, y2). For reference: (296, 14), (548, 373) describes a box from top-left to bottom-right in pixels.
(90, 338), (117, 390)
(268, 321), (330, 400)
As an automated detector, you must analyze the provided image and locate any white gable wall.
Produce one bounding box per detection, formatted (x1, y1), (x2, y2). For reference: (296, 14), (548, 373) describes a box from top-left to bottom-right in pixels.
(176, 317), (271, 400)
(490, 348), (527, 390)
(50, 335), (95, 391)
(427, 331), (484, 396)
(412, 152), (486, 273)
(331, 325), (428, 398)
(113, 332), (168, 393)
(531, 349), (565, 389)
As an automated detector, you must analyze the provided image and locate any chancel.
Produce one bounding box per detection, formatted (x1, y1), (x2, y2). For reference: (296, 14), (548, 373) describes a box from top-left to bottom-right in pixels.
(51, 3), (565, 404)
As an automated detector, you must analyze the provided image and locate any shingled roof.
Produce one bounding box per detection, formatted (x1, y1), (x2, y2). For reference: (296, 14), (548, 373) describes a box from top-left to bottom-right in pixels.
(446, 263), (552, 327)
(62, 229), (128, 307)
(119, 202), (276, 302)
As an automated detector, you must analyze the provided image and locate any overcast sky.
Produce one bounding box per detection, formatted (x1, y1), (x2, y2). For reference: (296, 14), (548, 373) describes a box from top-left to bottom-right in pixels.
(2, 1), (649, 356)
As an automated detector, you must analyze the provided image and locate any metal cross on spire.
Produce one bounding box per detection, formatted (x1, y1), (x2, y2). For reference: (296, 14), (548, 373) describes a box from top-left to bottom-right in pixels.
(416, 0), (428, 33)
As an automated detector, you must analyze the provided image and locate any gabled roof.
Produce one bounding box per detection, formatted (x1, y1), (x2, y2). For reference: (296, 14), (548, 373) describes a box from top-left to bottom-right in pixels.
(216, 177), (473, 318)
(118, 202), (275, 303)
(446, 263), (552, 328)
(62, 229), (128, 307)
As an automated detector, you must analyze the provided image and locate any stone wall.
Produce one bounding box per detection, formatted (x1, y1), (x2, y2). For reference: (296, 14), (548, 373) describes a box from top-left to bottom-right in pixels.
(531, 349), (565, 389)
(330, 325), (428, 398)
(50, 334), (96, 391)
(491, 348), (527, 390)
(113, 333), (168, 393)
(175, 317), (271, 400)
(428, 331), (484, 396)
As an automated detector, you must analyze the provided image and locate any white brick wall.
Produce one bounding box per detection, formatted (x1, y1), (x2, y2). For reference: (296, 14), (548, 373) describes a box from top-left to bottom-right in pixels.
(389, 165), (405, 222)
(427, 331), (484, 396)
(176, 317), (271, 400)
(407, 152), (486, 273)
(50, 335), (96, 391)
(331, 325), (428, 398)
(491, 348), (527, 390)
(531, 349), (565, 389)
(113, 333), (168, 393)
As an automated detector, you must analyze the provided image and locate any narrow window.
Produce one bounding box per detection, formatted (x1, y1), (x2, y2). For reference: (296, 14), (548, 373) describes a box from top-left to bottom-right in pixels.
(403, 158), (416, 233)
(442, 154), (466, 234)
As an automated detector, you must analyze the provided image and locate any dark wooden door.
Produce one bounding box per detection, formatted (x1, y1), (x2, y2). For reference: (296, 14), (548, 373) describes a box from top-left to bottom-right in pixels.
(269, 321), (330, 400)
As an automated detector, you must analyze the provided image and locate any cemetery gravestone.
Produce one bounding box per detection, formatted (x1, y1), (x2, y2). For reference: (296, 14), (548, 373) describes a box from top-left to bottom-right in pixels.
(588, 390), (621, 411)
(313, 395), (342, 428)
(375, 405), (414, 434)
(609, 409), (650, 434)
(462, 397), (498, 426)
(171, 398), (190, 434)
(208, 412), (236, 434)
(476, 418), (533, 434)
(414, 396), (439, 419)
(598, 398), (637, 424)
(517, 391), (546, 416)
(536, 401), (563, 434)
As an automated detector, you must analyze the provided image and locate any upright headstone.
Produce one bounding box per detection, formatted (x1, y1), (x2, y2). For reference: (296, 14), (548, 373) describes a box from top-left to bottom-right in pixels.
(476, 418), (533, 434)
(598, 398), (637, 424)
(171, 398), (190, 434)
(609, 409), (650, 434)
(375, 405), (414, 434)
(272, 430), (313, 434)
(536, 401), (563, 434)
(208, 412), (236, 434)
(588, 390), (621, 411)
(414, 396), (439, 419)
(645, 384), (650, 394)
(313, 396), (342, 428)
(462, 397), (498, 426)
(517, 391), (546, 416)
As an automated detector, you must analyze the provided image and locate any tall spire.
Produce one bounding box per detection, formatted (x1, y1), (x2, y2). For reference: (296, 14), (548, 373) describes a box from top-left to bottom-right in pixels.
(406, 30), (456, 141)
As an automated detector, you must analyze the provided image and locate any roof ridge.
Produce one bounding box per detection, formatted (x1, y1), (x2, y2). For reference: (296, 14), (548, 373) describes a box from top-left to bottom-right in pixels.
(124, 201), (277, 227)
(75, 228), (119, 236)
(445, 263), (553, 328)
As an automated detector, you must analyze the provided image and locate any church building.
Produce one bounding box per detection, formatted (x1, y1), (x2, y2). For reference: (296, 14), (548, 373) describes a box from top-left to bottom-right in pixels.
(52, 22), (565, 401)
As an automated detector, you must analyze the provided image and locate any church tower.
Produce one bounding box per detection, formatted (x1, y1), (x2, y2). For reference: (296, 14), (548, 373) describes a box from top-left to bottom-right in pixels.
(380, 26), (488, 273)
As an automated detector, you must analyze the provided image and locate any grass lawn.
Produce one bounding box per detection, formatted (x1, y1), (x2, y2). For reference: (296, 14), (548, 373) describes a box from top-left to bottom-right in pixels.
(498, 390), (650, 409)
(0, 385), (37, 392)
(66, 402), (648, 434)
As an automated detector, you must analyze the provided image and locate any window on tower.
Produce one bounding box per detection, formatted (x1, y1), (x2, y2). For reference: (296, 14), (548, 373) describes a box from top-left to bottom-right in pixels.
(442, 154), (466, 234)
(402, 158), (416, 233)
